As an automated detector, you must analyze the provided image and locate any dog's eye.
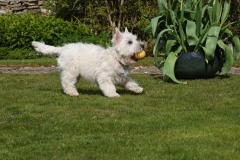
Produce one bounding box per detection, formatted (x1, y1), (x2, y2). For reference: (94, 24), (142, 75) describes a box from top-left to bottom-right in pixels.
(128, 41), (133, 44)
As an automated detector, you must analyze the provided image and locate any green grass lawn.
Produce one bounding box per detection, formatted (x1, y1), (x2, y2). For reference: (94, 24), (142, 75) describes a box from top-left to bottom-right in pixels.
(1, 57), (155, 67)
(0, 71), (240, 159)
(1, 56), (240, 67)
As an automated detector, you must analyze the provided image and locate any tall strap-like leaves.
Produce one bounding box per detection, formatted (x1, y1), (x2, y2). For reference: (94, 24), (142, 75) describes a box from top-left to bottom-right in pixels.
(212, 0), (222, 24)
(163, 52), (187, 84)
(186, 20), (199, 46)
(208, 6), (213, 24)
(217, 40), (234, 75)
(195, 1), (202, 37)
(177, 0), (187, 51)
(157, 0), (168, 11)
(231, 35), (240, 59)
(220, 0), (231, 26)
(153, 29), (173, 67)
(165, 40), (176, 56)
(194, 21), (216, 52)
(151, 16), (163, 36)
(144, 24), (152, 34)
(178, 19), (187, 52)
(204, 26), (221, 60)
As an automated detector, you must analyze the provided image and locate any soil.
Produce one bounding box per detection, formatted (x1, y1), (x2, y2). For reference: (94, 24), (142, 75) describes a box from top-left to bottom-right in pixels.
(0, 65), (240, 74)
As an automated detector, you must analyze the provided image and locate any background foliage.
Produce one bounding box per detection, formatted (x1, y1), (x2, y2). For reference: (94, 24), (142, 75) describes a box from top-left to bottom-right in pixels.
(44, 0), (159, 38)
(229, 0), (240, 36)
(44, 0), (240, 37)
(0, 0), (239, 59)
(0, 13), (111, 59)
(0, 12), (90, 49)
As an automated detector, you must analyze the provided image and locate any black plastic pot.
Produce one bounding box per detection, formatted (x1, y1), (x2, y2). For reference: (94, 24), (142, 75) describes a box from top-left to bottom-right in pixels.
(175, 51), (220, 79)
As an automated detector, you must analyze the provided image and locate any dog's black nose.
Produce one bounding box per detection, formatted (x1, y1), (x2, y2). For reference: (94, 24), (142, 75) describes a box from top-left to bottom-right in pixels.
(140, 44), (145, 49)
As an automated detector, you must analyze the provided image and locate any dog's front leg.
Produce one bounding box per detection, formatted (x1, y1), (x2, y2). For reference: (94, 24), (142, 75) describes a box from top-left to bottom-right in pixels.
(97, 76), (120, 97)
(123, 76), (143, 94)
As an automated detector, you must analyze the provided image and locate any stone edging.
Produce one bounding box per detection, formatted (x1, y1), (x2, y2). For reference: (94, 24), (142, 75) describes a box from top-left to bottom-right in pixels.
(0, 0), (47, 14)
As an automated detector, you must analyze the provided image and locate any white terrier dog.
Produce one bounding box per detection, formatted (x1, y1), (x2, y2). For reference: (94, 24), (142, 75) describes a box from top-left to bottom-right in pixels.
(32, 28), (144, 97)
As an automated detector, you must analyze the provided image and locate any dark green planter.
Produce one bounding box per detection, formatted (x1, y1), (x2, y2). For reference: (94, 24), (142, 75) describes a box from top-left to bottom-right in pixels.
(175, 51), (220, 79)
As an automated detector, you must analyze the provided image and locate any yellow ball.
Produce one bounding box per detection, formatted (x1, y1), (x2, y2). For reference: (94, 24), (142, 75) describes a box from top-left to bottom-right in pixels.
(134, 50), (146, 60)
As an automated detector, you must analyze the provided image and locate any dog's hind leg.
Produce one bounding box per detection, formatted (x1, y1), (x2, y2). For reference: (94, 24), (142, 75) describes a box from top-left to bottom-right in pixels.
(60, 69), (80, 96)
(97, 76), (120, 97)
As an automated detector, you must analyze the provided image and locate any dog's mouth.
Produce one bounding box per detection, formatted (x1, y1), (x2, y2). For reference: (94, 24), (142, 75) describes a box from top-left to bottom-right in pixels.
(131, 55), (138, 62)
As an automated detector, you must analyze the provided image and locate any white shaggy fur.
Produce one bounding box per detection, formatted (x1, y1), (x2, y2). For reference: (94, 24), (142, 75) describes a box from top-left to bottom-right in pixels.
(32, 28), (144, 97)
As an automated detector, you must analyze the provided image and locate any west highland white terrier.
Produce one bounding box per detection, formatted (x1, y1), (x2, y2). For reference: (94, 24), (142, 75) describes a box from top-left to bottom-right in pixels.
(32, 28), (144, 97)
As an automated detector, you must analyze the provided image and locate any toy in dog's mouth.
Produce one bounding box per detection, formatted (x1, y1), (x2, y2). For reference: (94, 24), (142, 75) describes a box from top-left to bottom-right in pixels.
(131, 50), (146, 61)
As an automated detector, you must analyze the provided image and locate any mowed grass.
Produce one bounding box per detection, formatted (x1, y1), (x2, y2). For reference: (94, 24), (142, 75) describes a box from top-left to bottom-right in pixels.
(1, 56), (240, 67)
(0, 57), (155, 67)
(0, 71), (240, 159)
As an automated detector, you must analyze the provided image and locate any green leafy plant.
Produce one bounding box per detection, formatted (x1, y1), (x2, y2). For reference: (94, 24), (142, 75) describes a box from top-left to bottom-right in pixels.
(145, 0), (240, 84)
(43, 0), (159, 39)
(0, 12), (91, 49)
(53, 32), (111, 47)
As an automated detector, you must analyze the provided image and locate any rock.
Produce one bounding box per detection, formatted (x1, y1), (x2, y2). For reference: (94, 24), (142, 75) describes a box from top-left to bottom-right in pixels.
(0, 0), (46, 14)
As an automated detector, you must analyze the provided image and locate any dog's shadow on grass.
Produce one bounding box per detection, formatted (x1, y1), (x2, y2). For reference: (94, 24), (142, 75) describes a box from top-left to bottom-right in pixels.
(76, 88), (144, 96)
(76, 88), (102, 96)
(148, 73), (231, 83)
(150, 74), (163, 80)
(216, 74), (231, 79)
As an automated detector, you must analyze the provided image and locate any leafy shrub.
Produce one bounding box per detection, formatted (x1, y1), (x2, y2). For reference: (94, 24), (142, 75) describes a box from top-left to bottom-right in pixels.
(0, 31), (111, 59)
(0, 47), (9, 59)
(53, 32), (111, 47)
(43, 0), (159, 40)
(0, 12), (113, 59)
(229, 0), (240, 35)
(0, 12), (91, 49)
(0, 47), (40, 59)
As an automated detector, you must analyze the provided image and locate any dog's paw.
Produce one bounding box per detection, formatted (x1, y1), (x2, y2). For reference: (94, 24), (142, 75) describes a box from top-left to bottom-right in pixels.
(66, 91), (79, 97)
(107, 93), (120, 98)
(133, 87), (143, 94)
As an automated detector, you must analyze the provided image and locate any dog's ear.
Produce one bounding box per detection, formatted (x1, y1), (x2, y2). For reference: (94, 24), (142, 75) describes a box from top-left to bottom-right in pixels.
(115, 27), (120, 33)
(125, 27), (129, 33)
(115, 28), (122, 42)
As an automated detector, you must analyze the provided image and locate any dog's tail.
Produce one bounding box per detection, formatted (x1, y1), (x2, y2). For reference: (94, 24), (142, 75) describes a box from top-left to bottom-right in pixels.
(32, 41), (61, 55)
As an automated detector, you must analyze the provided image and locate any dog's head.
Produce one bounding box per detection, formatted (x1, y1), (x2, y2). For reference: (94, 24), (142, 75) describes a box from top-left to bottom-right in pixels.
(111, 28), (145, 64)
